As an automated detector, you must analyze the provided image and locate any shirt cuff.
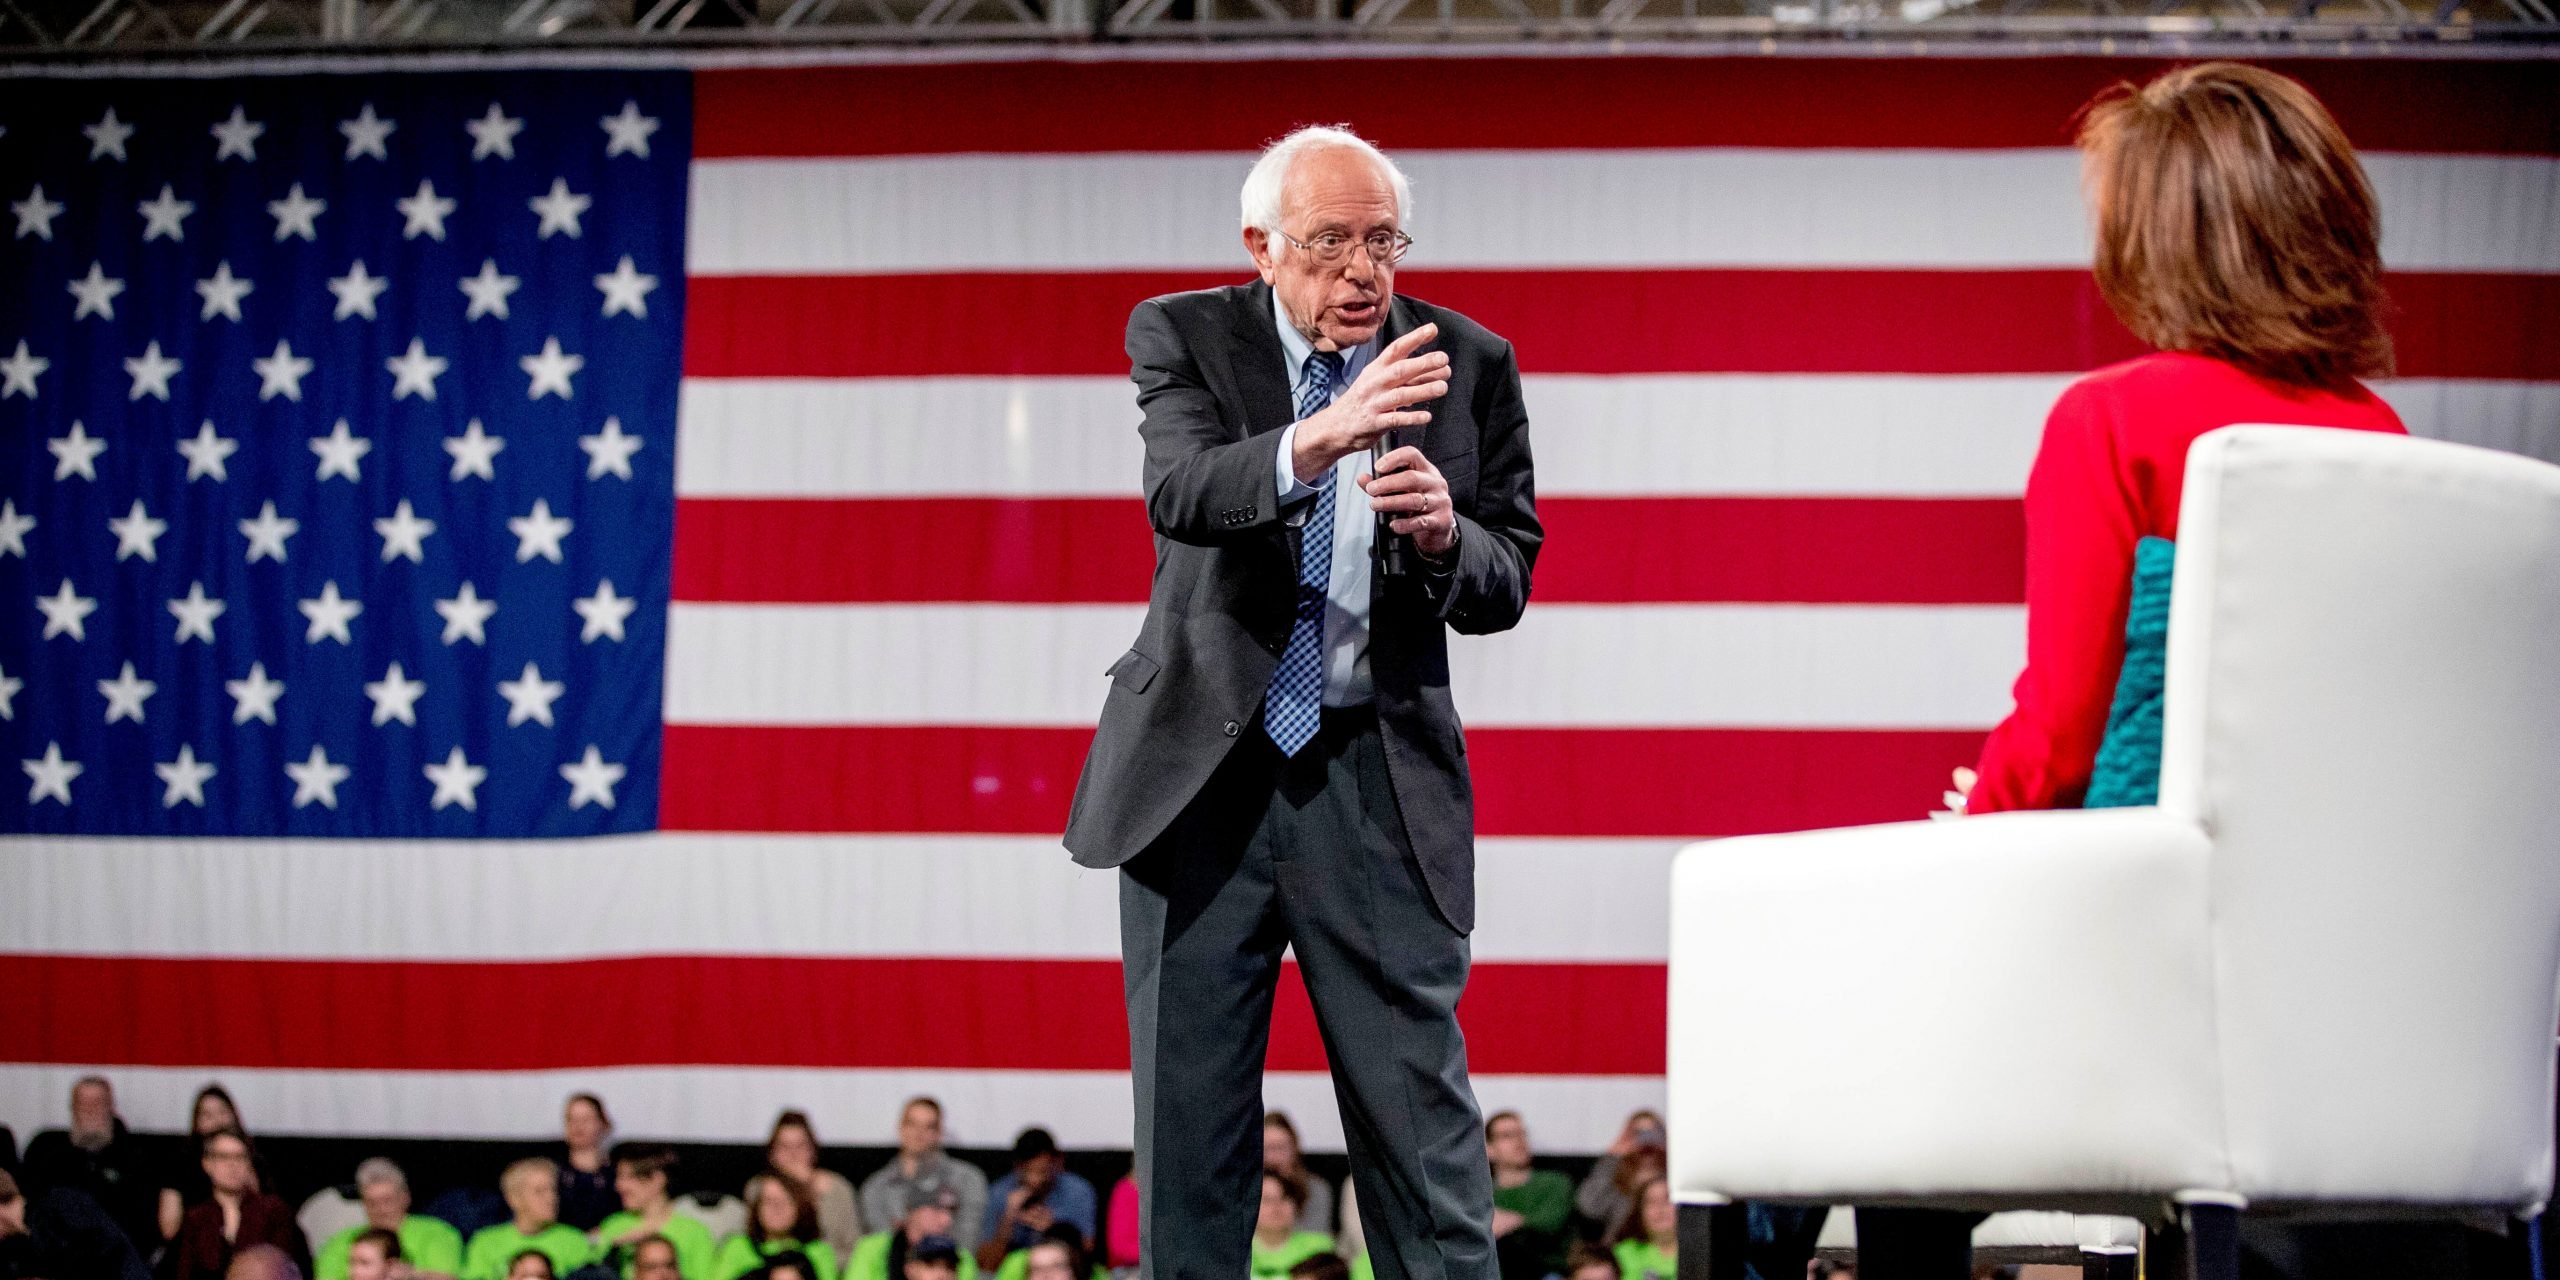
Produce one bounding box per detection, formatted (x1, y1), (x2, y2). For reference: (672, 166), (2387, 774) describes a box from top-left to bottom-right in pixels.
(1276, 422), (1327, 501)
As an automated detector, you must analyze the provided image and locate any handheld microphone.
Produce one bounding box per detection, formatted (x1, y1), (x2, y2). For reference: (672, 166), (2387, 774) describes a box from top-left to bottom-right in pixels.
(1373, 428), (1416, 580)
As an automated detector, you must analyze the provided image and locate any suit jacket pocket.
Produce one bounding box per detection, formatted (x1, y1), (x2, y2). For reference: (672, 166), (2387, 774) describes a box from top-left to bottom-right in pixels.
(1107, 647), (1161, 694)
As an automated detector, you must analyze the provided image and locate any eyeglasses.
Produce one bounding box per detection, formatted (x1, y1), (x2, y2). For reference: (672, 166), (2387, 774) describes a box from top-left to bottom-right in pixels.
(1276, 227), (1414, 268)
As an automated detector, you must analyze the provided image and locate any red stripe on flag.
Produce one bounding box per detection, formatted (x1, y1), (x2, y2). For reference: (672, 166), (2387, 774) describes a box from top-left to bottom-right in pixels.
(694, 60), (2560, 158)
(681, 270), (2554, 381)
(658, 724), (1984, 837)
(671, 496), (2025, 605)
(0, 954), (1664, 1076)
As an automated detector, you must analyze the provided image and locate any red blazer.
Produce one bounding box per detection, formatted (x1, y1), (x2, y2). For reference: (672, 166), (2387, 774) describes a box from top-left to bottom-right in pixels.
(1967, 352), (2407, 814)
(163, 1194), (310, 1280)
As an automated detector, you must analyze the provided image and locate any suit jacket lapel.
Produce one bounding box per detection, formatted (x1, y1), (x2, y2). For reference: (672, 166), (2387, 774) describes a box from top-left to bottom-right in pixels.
(1227, 280), (1296, 441)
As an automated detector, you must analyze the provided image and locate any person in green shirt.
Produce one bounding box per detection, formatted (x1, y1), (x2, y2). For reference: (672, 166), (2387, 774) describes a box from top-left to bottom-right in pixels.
(345, 1229), (404, 1280)
(1251, 1172), (1334, 1280)
(845, 1186), (977, 1280)
(464, 1160), (596, 1280)
(989, 1224), (1111, 1280)
(594, 1145), (718, 1280)
(1483, 1112), (1574, 1280)
(1607, 1177), (1676, 1280)
(318, 1160), (465, 1280)
(713, 1173), (838, 1280)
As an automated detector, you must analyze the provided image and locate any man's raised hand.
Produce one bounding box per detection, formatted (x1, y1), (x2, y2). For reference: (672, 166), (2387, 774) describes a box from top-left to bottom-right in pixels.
(1293, 322), (1447, 484)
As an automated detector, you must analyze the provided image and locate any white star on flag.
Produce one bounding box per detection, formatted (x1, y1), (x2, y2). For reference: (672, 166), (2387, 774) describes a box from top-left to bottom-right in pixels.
(579, 417), (644, 480)
(561, 746), (628, 809)
(211, 106), (265, 161)
(253, 339), (314, 401)
(138, 184), (194, 241)
(436, 582), (497, 645)
(0, 500), (32, 557)
(0, 342), (47, 399)
(310, 419), (372, 482)
(268, 183), (326, 241)
(466, 103), (524, 160)
(156, 744), (215, 808)
(600, 101), (659, 158)
(459, 259), (521, 321)
(0, 663), (18, 718)
(196, 261), (253, 322)
(98, 662), (156, 724)
(374, 500), (437, 563)
(169, 582), (226, 644)
(68, 262), (124, 320)
(13, 184), (63, 240)
(328, 259), (390, 320)
(425, 746), (489, 811)
(445, 420), (505, 481)
(508, 498), (574, 563)
(386, 339), (448, 401)
(521, 337), (583, 400)
(48, 422), (105, 482)
(398, 179), (457, 241)
(528, 178), (591, 239)
(23, 743), (80, 806)
(108, 499), (168, 562)
(226, 662), (284, 725)
(574, 580), (637, 643)
(125, 341), (181, 401)
(365, 662), (428, 726)
(298, 580), (363, 645)
(498, 662), (566, 727)
(239, 501), (299, 564)
(286, 744), (351, 809)
(340, 103), (396, 160)
(595, 256), (658, 318)
(178, 421), (238, 482)
(84, 107), (134, 161)
(38, 579), (97, 641)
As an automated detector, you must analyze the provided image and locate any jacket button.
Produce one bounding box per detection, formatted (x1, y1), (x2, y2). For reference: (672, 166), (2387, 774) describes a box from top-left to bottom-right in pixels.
(1223, 720), (1241, 737)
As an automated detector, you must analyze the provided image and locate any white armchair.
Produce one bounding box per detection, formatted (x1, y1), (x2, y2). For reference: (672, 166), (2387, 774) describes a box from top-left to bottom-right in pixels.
(1667, 427), (2560, 1279)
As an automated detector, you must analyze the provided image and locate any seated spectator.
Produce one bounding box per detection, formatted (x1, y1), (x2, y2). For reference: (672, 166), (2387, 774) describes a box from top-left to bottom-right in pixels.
(1099, 1177), (1135, 1274)
(632, 1236), (681, 1280)
(761, 1115), (860, 1260)
(1573, 1111), (1663, 1239)
(0, 1167), (150, 1280)
(317, 1160), (463, 1280)
(1259, 1114), (1333, 1237)
(760, 1259), (817, 1280)
(507, 1250), (556, 1280)
(463, 1160), (594, 1280)
(345, 1229), (405, 1280)
(163, 1086), (252, 1245)
(898, 1237), (959, 1280)
(976, 1132), (1093, 1269)
(21, 1075), (160, 1253)
(1605, 1177), (1675, 1280)
(228, 1244), (305, 1280)
(845, 1187), (975, 1280)
(1248, 1172), (1332, 1280)
(557, 1098), (618, 1235)
(1484, 1112), (1571, 1280)
(1561, 1242), (1619, 1280)
(167, 1130), (311, 1280)
(991, 1225), (1098, 1280)
(858, 1103), (986, 1252)
(595, 1147), (714, 1280)
(1284, 1252), (1346, 1280)
(712, 1173), (836, 1280)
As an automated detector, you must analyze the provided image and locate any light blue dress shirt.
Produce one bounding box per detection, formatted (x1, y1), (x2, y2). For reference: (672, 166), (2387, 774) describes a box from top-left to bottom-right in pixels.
(1270, 291), (1379, 709)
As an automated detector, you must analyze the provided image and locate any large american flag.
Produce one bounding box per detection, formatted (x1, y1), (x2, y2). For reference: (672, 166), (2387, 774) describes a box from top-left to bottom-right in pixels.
(2, 57), (2554, 1154)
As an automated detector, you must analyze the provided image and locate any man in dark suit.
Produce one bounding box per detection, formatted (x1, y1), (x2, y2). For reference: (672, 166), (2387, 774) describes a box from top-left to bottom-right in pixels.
(1065, 126), (1540, 1280)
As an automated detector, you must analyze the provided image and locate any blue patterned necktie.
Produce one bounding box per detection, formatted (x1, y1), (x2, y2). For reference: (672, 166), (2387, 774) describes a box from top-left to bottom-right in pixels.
(1264, 349), (1346, 756)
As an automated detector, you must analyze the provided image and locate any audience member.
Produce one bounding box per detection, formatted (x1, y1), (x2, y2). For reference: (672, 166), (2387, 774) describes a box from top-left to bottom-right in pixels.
(316, 1161), (463, 1280)
(712, 1174), (836, 1280)
(1482, 1112), (1570, 1280)
(631, 1237), (681, 1280)
(991, 1225), (1092, 1280)
(345, 1229), (406, 1280)
(165, 1129), (311, 1280)
(1258, 1115), (1332, 1237)
(760, 1116), (860, 1259)
(1098, 1178), (1135, 1274)
(1284, 1252), (1347, 1280)
(505, 1251), (556, 1280)
(976, 1131), (1092, 1269)
(462, 1160), (593, 1280)
(1605, 1177), (1675, 1280)
(858, 1103), (985, 1252)
(1560, 1242), (1618, 1280)
(1573, 1111), (1663, 1237)
(845, 1188), (975, 1280)
(1248, 1172), (1332, 1280)
(161, 1086), (250, 1244)
(897, 1237), (958, 1280)
(21, 1076), (161, 1253)
(0, 1167), (151, 1280)
(595, 1147), (714, 1280)
(760, 1258), (817, 1280)
(557, 1098), (618, 1234)
(226, 1244), (304, 1280)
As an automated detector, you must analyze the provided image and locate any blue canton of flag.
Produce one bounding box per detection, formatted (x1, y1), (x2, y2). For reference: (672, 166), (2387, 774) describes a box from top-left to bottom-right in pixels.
(0, 71), (687, 837)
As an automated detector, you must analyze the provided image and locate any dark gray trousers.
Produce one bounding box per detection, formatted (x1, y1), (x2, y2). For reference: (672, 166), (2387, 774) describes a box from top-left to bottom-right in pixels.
(1121, 708), (1497, 1280)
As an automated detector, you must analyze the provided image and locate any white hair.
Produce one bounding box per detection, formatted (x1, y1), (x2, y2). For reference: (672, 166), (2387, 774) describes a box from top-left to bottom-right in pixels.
(1239, 125), (1412, 236)
(354, 1158), (407, 1191)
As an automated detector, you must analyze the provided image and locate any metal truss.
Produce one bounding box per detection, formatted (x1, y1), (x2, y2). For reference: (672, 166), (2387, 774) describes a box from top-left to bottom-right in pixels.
(0, 0), (2550, 55)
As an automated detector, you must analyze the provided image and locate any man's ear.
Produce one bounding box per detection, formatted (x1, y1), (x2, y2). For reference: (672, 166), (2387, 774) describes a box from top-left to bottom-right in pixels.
(1243, 227), (1278, 284)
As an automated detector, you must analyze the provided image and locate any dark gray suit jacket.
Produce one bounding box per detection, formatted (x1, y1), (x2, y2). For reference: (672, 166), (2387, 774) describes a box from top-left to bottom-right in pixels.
(1063, 280), (1541, 933)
